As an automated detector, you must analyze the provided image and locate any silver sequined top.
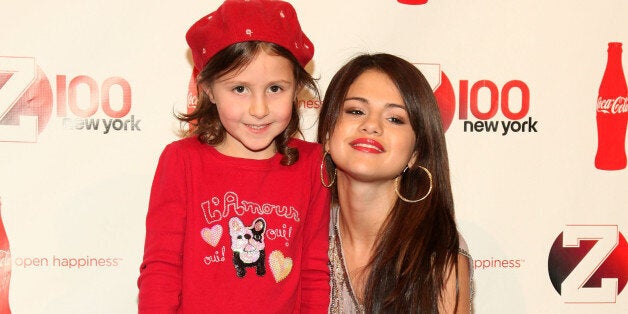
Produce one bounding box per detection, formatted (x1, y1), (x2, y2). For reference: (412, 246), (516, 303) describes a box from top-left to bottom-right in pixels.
(328, 206), (475, 313)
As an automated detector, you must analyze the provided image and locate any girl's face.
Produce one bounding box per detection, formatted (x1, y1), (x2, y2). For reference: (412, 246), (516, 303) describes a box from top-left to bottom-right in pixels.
(327, 70), (416, 182)
(207, 50), (296, 159)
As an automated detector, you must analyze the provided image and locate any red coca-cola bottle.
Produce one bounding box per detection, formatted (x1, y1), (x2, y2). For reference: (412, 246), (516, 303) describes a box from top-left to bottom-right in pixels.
(0, 199), (10, 314)
(595, 42), (628, 170)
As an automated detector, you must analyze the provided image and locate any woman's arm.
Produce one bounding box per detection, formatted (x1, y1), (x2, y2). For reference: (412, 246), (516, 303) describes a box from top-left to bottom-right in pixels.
(438, 253), (472, 313)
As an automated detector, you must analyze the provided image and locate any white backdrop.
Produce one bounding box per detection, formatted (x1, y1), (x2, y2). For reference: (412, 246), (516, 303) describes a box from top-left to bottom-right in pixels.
(1, 0), (627, 313)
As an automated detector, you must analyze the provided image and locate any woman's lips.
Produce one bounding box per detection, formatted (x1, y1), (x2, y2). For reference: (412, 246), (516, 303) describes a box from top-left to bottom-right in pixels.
(349, 138), (385, 153)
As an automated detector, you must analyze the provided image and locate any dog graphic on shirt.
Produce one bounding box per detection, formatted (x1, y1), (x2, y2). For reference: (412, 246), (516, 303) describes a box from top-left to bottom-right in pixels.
(228, 217), (266, 277)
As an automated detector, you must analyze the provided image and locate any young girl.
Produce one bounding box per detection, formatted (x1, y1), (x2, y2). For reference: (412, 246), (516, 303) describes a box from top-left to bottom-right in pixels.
(137, 1), (330, 312)
(318, 53), (473, 313)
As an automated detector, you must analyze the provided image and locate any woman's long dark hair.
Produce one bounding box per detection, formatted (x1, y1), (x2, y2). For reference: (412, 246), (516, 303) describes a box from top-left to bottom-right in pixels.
(318, 53), (460, 312)
(179, 41), (318, 165)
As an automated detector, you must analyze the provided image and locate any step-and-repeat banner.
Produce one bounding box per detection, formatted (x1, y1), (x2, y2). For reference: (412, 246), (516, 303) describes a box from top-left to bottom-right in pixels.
(1, 0), (627, 313)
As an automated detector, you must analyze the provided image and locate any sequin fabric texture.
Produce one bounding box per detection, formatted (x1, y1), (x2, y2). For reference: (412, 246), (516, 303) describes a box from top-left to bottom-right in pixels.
(328, 206), (475, 313)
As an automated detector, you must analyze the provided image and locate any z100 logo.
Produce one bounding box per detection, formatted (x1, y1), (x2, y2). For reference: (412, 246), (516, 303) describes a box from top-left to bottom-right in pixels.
(413, 63), (537, 135)
(548, 225), (628, 303)
(0, 56), (140, 143)
(458, 79), (536, 135)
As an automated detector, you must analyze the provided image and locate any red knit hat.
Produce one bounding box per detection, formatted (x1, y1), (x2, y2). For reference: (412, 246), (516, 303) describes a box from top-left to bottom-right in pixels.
(186, 0), (314, 72)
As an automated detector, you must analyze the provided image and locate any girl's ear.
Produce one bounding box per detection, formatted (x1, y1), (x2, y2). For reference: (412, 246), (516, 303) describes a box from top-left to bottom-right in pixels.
(201, 84), (215, 103)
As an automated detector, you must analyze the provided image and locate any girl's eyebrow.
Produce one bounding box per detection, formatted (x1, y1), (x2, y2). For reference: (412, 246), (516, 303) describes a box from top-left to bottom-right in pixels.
(215, 78), (294, 85)
(268, 79), (294, 85)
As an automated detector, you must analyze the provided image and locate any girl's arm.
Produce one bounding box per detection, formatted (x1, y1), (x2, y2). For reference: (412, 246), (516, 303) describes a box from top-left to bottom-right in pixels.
(137, 144), (187, 314)
(299, 146), (332, 313)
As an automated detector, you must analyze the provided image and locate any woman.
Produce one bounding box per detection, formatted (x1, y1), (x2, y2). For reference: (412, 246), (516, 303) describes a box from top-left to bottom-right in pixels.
(318, 53), (472, 313)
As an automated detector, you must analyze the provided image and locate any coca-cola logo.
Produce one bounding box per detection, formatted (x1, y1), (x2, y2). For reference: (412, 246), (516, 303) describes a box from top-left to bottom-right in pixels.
(0, 250), (9, 290)
(187, 72), (198, 114)
(597, 96), (628, 114)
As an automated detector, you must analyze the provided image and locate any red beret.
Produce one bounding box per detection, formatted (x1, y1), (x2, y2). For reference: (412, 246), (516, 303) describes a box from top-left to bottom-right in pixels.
(186, 0), (314, 72)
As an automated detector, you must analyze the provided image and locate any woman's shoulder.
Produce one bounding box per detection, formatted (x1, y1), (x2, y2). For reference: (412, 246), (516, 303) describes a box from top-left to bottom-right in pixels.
(458, 233), (472, 260)
(457, 233), (475, 304)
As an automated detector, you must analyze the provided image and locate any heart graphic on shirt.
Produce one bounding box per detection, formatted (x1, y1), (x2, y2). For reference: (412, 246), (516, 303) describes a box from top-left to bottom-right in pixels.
(201, 225), (222, 247)
(269, 250), (293, 282)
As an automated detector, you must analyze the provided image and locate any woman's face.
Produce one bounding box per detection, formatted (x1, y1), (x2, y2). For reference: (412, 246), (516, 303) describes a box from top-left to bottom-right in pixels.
(327, 70), (417, 182)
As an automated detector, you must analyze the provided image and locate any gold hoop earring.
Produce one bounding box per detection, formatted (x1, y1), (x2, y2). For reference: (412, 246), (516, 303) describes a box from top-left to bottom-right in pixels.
(395, 166), (433, 203)
(320, 152), (336, 188)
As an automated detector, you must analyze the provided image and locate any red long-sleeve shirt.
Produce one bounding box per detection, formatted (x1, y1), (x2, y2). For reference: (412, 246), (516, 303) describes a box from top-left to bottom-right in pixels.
(138, 137), (330, 313)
